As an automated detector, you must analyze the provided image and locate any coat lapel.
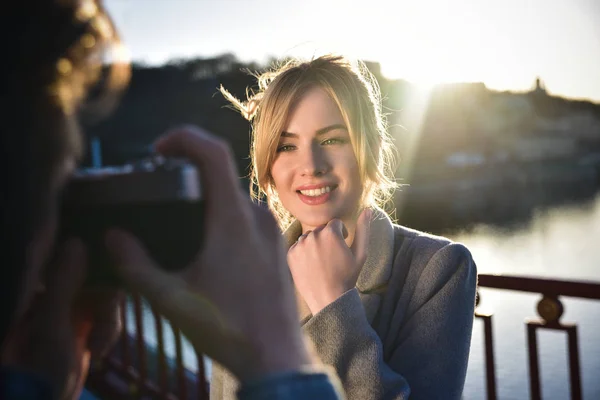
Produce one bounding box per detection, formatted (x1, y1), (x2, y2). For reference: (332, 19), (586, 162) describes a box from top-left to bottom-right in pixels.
(356, 207), (395, 323)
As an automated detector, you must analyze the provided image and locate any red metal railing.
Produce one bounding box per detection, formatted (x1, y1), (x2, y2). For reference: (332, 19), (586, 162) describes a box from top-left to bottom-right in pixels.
(475, 274), (600, 400)
(86, 293), (209, 400)
(85, 274), (600, 400)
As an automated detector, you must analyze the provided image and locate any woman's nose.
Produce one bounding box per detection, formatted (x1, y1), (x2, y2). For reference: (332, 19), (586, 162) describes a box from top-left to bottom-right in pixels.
(300, 144), (329, 177)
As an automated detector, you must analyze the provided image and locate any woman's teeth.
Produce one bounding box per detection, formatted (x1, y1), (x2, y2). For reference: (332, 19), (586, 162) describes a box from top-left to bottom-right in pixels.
(299, 186), (332, 197)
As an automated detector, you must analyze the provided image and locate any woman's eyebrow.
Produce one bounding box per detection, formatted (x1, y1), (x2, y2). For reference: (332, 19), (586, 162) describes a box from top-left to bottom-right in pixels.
(281, 124), (347, 138)
(316, 124), (347, 135)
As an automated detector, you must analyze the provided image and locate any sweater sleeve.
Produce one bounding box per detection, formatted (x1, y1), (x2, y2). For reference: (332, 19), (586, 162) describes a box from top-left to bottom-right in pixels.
(302, 242), (477, 400)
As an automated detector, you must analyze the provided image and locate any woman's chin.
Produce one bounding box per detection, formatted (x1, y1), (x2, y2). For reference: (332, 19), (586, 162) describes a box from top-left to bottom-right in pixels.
(296, 213), (341, 230)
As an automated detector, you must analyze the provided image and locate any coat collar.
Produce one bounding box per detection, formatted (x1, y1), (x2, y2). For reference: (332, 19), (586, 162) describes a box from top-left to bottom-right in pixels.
(283, 206), (396, 324)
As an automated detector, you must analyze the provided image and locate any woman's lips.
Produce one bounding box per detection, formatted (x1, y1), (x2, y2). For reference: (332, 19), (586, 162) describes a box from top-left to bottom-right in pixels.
(296, 185), (337, 206)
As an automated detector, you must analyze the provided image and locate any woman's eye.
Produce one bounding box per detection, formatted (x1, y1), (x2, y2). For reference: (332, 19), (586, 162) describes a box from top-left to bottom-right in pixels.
(321, 138), (346, 146)
(276, 144), (296, 152)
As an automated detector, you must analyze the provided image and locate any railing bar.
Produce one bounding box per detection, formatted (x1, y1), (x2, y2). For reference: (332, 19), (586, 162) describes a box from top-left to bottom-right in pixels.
(478, 274), (600, 300)
(482, 315), (498, 400)
(152, 305), (169, 396)
(120, 295), (130, 367)
(566, 326), (583, 400)
(133, 294), (148, 389)
(172, 324), (188, 399)
(197, 351), (209, 400)
(527, 324), (542, 400)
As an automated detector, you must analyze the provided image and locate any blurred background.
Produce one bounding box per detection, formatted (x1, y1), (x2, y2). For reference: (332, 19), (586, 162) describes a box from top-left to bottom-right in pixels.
(96, 1), (600, 399)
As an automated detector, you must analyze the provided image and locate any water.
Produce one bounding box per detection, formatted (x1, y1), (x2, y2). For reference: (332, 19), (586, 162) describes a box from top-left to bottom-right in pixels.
(452, 196), (600, 400)
(127, 194), (600, 400)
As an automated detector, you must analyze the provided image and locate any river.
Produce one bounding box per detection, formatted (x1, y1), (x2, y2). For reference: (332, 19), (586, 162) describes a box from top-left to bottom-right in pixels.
(454, 194), (600, 400)
(125, 193), (600, 400)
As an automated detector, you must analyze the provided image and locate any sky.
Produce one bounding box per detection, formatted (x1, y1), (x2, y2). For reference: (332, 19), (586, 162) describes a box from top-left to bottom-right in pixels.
(104, 0), (600, 102)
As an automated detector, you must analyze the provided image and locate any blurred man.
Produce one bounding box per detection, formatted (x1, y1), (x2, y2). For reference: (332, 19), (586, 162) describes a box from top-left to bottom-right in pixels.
(0, 1), (342, 399)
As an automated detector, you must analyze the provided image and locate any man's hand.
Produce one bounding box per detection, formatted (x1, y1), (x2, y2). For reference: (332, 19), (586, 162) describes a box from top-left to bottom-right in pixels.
(1, 239), (123, 400)
(106, 126), (311, 384)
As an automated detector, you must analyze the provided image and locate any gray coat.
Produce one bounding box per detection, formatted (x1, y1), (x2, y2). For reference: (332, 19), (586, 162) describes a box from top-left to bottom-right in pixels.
(210, 208), (478, 399)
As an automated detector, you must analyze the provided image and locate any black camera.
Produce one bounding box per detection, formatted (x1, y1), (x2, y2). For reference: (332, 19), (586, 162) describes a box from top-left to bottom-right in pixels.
(59, 156), (204, 286)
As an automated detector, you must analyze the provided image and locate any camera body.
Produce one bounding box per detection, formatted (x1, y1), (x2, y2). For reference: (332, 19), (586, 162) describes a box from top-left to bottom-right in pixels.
(59, 156), (204, 286)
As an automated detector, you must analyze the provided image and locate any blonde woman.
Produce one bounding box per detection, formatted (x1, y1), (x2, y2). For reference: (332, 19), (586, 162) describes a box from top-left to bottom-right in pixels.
(212, 55), (478, 400)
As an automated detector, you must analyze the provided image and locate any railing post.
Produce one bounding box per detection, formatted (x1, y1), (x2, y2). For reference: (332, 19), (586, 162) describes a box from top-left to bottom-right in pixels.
(475, 291), (498, 400)
(526, 322), (541, 400)
(152, 305), (169, 396)
(526, 294), (582, 400)
(566, 325), (582, 400)
(172, 324), (188, 399)
(475, 310), (498, 400)
(133, 293), (148, 394)
(197, 352), (209, 399)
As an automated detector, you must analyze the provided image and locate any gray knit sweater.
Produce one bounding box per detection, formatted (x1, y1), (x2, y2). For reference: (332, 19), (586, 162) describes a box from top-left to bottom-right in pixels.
(210, 208), (478, 399)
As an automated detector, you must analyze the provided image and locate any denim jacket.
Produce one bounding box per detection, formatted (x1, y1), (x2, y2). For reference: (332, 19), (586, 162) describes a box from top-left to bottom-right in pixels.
(238, 369), (343, 400)
(0, 367), (343, 400)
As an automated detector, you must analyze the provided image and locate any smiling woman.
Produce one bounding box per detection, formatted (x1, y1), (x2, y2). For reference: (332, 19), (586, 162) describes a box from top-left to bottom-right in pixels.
(221, 55), (397, 232)
(270, 88), (363, 233)
(216, 55), (478, 400)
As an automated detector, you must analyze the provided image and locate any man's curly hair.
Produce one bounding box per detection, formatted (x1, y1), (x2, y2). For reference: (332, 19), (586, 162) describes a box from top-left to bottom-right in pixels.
(0, 0), (130, 342)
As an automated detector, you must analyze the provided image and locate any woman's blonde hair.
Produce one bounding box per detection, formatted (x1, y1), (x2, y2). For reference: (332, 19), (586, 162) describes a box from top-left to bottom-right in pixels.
(221, 54), (397, 230)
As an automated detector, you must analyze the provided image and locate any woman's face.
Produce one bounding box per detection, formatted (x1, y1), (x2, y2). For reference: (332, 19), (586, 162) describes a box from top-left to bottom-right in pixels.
(270, 86), (363, 231)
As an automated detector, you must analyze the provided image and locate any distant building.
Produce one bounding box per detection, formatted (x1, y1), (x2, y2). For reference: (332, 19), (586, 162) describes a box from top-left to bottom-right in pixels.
(533, 77), (547, 95)
(512, 135), (577, 161)
(446, 152), (486, 167)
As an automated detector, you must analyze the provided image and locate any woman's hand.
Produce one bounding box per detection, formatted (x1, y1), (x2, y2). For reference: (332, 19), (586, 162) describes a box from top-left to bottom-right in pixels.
(288, 208), (371, 315)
